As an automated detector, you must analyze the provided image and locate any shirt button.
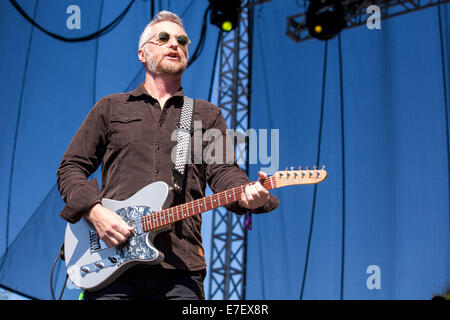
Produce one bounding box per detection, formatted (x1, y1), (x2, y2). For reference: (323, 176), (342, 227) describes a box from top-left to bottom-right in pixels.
(156, 146), (160, 150)
(155, 169), (159, 174)
(158, 123), (162, 127)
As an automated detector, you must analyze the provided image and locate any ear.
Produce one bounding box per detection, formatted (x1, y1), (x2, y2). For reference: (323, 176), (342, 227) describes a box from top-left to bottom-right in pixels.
(138, 47), (146, 64)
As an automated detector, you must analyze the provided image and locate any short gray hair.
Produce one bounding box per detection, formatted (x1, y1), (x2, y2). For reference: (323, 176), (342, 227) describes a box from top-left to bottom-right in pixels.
(138, 11), (185, 48)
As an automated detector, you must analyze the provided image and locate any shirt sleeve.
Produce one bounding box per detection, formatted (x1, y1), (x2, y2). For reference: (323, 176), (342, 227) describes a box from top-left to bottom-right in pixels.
(56, 100), (108, 223)
(205, 110), (280, 215)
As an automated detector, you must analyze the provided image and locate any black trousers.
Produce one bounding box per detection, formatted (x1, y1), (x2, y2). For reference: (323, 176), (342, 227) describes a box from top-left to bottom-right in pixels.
(84, 267), (206, 300)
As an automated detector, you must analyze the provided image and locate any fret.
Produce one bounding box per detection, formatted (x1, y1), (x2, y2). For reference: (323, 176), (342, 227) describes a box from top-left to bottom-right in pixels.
(192, 201), (196, 216)
(156, 213), (160, 228)
(184, 203), (189, 218)
(151, 215), (156, 229)
(187, 203), (192, 217)
(148, 215), (152, 230)
(216, 192), (222, 207)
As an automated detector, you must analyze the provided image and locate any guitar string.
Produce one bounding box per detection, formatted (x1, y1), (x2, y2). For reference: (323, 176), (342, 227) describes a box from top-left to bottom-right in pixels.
(141, 171), (321, 229)
(138, 177), (276, 229)
(121, 171), (321, 230)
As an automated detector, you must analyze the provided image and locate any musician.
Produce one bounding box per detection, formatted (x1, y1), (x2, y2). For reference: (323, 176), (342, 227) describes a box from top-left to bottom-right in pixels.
(57, 10), (279, 300)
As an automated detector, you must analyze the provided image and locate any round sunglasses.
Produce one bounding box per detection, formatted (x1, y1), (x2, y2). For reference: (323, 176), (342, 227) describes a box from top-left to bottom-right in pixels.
(147, 31), (190, 47)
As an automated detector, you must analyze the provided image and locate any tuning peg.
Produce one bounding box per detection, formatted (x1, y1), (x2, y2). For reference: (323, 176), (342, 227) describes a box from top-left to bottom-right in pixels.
(322, 165), (326, 170)
(291, 166), (294, 171)
(298, 166), (302, 170)
(306, 166), (309, 170)
(285, 167), (288, 171)
(313, 165), (317, 170)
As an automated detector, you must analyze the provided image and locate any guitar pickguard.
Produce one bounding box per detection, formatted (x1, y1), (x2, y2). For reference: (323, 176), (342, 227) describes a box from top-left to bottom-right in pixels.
(115, 205), (163, 262)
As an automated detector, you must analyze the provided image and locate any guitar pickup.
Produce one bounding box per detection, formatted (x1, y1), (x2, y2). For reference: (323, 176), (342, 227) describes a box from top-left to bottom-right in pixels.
(89, 229), (108, 253)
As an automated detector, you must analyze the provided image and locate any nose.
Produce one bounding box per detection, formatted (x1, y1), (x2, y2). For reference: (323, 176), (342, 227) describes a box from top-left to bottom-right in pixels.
(167, 35), (179, 48)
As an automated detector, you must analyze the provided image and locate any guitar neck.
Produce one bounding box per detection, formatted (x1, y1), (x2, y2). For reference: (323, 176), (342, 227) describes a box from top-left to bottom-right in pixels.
(140, 168), (327, 232)
(141, 177), (277, 232)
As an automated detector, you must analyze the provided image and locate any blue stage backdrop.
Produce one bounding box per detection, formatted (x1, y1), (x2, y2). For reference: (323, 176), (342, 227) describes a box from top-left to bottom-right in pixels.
(0, 0), (449, 300)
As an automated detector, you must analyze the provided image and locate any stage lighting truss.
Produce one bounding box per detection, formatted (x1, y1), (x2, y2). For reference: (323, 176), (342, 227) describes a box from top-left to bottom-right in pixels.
(287, 0), (450, 42)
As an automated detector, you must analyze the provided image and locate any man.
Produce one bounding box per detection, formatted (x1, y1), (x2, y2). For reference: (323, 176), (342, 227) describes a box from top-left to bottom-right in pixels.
(57, 11), (279, 300)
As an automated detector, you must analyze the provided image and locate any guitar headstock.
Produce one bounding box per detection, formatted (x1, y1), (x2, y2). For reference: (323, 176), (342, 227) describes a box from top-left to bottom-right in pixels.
(272, 166), (327, 188)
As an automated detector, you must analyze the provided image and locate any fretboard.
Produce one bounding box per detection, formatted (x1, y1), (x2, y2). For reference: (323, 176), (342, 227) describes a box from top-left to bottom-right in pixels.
(140, 176), (276, 232)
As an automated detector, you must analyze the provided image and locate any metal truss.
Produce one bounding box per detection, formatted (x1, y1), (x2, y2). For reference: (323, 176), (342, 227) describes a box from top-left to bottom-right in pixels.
(208, 0), (270, 300)
(287, 0), (450, 42)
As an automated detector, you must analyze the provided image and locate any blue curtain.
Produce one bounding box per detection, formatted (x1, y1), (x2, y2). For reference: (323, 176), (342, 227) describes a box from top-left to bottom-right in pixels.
(246, 1), (450, 299)
(1, 0), (449, 300)
(0, 0), (217, 300)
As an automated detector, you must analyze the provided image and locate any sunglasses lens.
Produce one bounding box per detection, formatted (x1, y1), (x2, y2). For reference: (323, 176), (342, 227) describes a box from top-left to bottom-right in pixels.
(177, 35), (189, 46)
(158, 32), (170, 42)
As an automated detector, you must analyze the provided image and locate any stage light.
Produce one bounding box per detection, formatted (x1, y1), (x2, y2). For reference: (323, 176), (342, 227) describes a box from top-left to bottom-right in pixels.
(306, 0), (346, 41)
(209, 0), (241, 32)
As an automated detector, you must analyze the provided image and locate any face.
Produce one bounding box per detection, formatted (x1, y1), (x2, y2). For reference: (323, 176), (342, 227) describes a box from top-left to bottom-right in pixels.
(138, 21), (189, 76)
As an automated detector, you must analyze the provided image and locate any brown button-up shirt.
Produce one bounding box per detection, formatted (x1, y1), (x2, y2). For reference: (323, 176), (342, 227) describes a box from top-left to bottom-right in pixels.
(57, 83), (279, 271)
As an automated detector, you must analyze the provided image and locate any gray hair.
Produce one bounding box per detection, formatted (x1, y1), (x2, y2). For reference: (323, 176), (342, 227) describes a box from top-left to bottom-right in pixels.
(138, 11), (185, 49)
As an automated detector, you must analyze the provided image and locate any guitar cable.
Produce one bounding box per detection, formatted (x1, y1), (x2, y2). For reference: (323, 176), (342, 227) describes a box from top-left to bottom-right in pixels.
(50, 242), (68, 300)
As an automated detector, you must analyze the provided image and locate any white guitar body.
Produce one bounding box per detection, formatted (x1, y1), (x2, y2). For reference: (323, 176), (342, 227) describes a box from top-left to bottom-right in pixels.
(64, 181), (173, 292)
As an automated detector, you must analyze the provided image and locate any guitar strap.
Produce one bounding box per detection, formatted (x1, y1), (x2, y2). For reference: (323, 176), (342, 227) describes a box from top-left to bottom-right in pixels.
(172, 96), (194, 193)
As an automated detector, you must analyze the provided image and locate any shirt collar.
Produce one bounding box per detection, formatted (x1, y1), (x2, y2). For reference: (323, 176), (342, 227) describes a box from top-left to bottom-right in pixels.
(128, 82), (184, 107)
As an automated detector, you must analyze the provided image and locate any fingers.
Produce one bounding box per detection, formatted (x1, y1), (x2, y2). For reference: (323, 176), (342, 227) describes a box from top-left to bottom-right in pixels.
(258, 171), (268, 180)
(240, 179), (270, 210)
(87, 205), (133, 247)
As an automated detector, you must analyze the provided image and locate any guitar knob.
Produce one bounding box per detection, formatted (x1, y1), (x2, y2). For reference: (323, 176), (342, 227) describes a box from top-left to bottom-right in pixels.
(80, 266), (90, 273)
(95, 261), (104, 268)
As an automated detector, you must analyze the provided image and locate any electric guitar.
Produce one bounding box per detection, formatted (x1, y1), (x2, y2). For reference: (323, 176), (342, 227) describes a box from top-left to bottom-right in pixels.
(64, 167), (327, 291)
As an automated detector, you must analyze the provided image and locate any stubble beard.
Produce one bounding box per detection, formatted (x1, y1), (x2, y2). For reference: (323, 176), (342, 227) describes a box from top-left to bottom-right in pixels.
(146, 50), (187, 76)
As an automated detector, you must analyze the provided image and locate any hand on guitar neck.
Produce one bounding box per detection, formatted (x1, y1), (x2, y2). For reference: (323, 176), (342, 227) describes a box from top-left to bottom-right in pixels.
(238, 171), (271, 211)
(84, 203), (134, 247)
